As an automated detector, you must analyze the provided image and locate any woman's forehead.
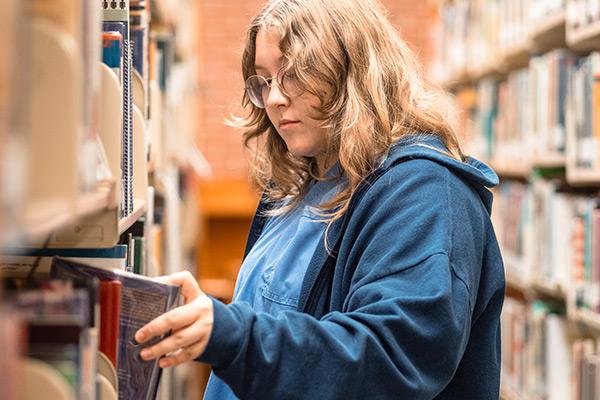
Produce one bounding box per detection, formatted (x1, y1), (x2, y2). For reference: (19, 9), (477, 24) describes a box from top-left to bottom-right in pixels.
(254, 30), (284, 73)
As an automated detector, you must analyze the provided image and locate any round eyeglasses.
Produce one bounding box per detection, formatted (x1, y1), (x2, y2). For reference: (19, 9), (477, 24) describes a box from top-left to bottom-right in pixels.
(245, 73), (303, 108)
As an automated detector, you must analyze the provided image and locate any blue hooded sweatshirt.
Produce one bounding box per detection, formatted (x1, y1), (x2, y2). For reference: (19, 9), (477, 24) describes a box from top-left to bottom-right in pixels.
(197, 135), (505, 399)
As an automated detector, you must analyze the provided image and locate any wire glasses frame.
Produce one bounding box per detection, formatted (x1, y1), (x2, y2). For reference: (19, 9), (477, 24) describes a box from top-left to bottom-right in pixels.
(245, 73), (303, 108)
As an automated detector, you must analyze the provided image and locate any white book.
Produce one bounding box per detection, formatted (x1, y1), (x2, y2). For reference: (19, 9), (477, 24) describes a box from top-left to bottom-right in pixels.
(546, 314), (572, 400)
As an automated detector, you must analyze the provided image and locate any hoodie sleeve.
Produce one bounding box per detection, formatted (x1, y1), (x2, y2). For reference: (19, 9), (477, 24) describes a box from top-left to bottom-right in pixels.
(197, 160), (479, 400)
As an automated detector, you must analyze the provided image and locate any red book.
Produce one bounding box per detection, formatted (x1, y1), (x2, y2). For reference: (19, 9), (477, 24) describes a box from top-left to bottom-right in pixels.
(99, 280), (121, 367)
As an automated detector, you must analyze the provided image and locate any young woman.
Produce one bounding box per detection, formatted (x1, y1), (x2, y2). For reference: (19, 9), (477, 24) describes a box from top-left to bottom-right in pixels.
(135, 0), (505, 398)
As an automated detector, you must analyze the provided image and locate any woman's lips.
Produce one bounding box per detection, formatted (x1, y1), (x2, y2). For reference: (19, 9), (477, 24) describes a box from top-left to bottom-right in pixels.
(279, 120), (300, 129)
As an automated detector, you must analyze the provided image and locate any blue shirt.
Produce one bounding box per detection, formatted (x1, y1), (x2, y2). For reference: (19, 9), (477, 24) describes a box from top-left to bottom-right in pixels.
(203, 170), (344, 400)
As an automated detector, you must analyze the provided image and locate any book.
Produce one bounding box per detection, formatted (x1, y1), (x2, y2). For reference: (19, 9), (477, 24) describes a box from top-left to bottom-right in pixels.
(103, 0), (134, 218)
(99, 280), (122, 368)
(50, 257), (180, 400)
(103, 31), (123, 83)
(0, 307), (22, 400)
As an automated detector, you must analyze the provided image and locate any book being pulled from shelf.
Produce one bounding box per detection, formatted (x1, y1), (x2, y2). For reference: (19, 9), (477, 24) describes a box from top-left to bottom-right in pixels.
(50, 257), (180, 400)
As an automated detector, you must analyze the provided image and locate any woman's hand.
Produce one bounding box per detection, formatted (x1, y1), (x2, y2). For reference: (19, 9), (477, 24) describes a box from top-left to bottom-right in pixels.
(134, 271), (214, 368)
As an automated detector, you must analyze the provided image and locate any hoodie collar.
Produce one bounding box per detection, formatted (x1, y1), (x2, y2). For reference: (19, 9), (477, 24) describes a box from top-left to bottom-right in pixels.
(383, 134), (499, 188)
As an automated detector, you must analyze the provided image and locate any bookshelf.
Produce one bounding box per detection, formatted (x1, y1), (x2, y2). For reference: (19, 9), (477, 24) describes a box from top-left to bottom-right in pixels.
(573, 309), (600, 333)
(0, 0), (204, 399)
(18, 182), (116, 243)
(505, 275), (568, 306)
(118, 199), (147, 235)
(488, 159), (531, 180)
(436, 0), (600, 397)
(531, 10), (567, 53)
(567, 20), (600, 51)
(501, 41), (531, 71)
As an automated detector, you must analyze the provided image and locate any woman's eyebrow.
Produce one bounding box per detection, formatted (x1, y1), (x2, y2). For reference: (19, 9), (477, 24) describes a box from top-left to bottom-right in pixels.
(254, 64), (268, 72)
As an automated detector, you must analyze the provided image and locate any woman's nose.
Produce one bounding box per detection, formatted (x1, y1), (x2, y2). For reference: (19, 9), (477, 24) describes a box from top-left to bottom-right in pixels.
(265, 82), (290, 108)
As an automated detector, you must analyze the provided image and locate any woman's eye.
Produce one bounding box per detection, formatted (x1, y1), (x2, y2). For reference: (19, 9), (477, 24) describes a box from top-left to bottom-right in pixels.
(284, 73), (297, 82)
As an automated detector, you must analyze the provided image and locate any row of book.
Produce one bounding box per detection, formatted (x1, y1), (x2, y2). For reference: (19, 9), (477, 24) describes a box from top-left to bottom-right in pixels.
(569, 0), (600, 32)
(435, 0), (600, 84)
(0, 0), (200, 249)
(456, 50), (600, 174)
(436, 0), (566, 83)
(0, 256), (180, 400)
(493, 178), (600, 313)
(568, 52), (600, 171)
(501, 297), (600, 400)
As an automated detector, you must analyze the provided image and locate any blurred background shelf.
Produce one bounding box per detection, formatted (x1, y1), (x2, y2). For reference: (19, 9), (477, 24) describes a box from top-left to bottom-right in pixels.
(531, 10), (566, 52)
(567, 20), (600, 51)
(572, 309), (600, 333)
(531, 154), (566, 169)
(488, 159), (531, 179)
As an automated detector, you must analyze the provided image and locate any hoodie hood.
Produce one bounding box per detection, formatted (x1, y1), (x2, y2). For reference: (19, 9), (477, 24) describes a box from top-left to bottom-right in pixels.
(382, 134), (499, 213)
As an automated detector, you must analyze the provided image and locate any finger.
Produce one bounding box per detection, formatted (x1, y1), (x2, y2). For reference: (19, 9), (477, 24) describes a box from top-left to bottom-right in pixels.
(158, 338), (209, 369)
(135, 300), (202, 344)
(153, 271), (202, 301)
(140, 316), (210, 361)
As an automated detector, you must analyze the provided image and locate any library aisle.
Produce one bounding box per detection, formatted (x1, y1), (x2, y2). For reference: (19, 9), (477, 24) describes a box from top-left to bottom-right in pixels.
(3, 0), (600, 399)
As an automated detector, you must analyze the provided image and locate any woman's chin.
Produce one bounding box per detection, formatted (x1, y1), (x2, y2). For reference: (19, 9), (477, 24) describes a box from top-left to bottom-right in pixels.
(286, 146), (316, 159)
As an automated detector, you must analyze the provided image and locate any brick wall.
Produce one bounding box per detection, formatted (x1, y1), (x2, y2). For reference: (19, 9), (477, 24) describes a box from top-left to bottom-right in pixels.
(196, 0), (440, 180)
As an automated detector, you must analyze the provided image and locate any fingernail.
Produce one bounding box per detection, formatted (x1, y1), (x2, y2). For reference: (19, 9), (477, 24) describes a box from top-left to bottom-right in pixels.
(140, 349), (152, 359)
(136, 330), (145, 342)
(159, 359), (170, 368)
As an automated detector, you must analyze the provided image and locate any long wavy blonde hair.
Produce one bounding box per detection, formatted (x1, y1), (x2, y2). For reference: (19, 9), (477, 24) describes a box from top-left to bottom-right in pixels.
(236, 0), (464, 221)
